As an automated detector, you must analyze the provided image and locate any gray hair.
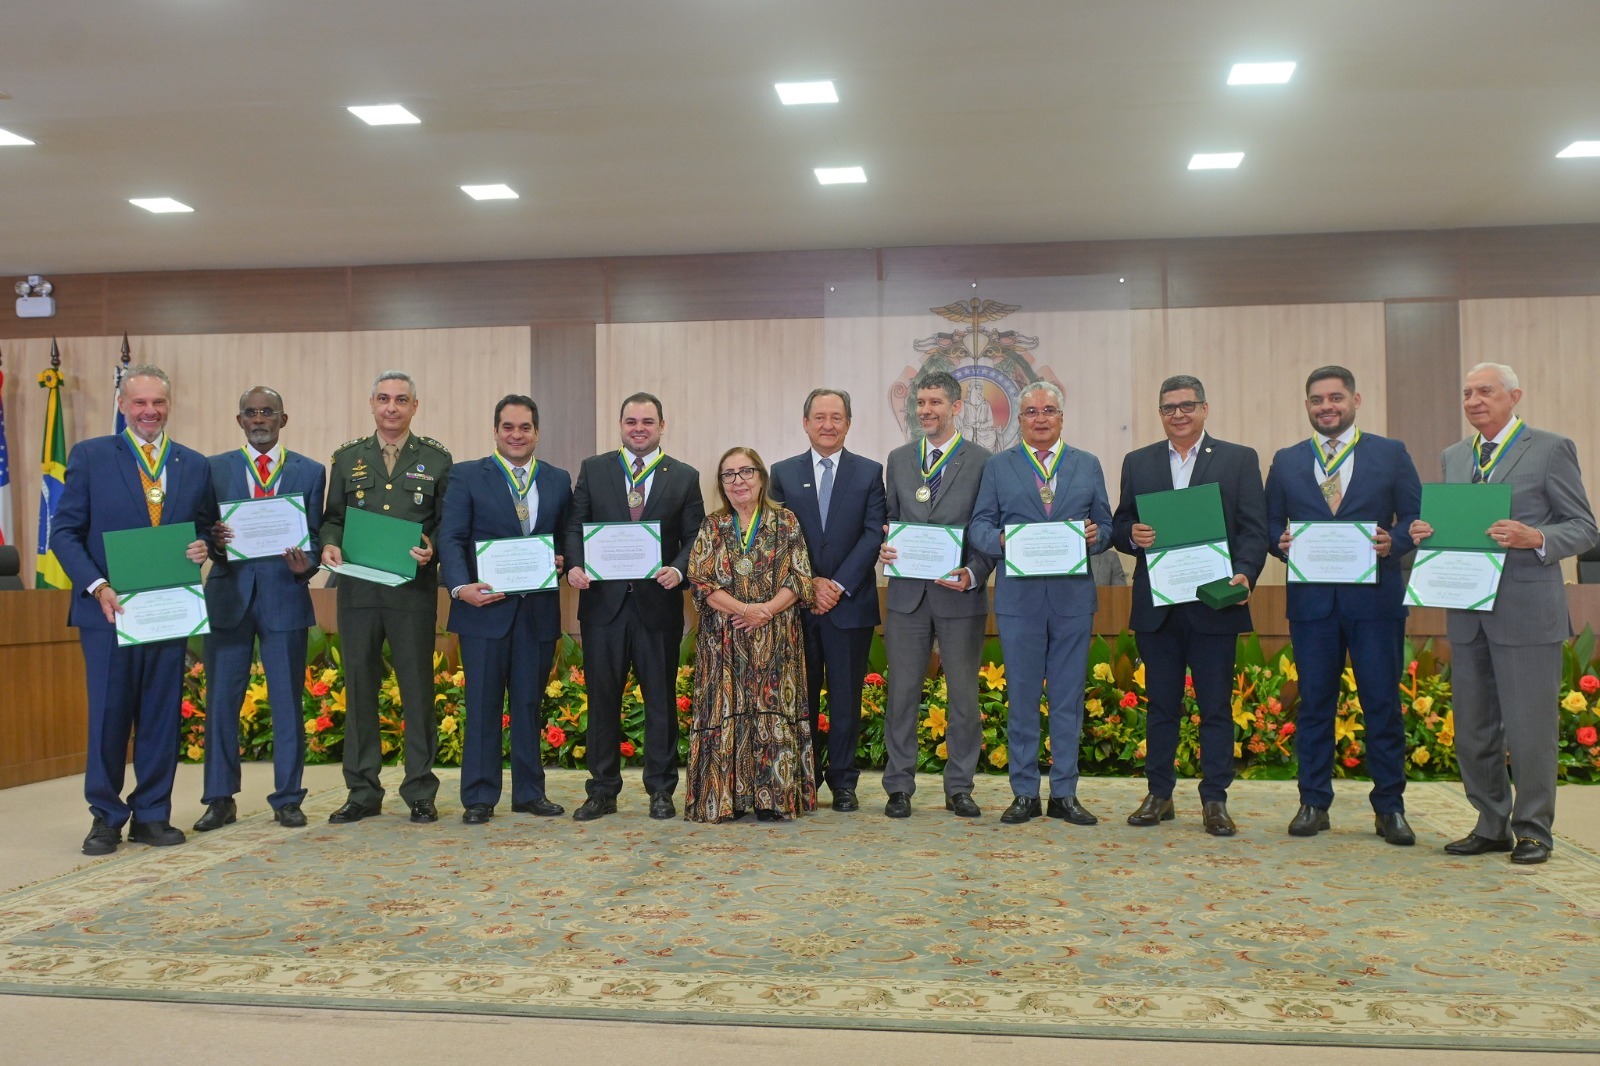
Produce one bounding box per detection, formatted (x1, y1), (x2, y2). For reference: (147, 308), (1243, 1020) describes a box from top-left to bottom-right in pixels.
(1468, 362), (1519, 391)
(371, 370), (416, 399)
(1159, 374), (1206, 403)
(913, 370), (961, 404)
(1018, 380), (1064, 414)
(803, 388), (852, 420)
(119, 364), (171, 395)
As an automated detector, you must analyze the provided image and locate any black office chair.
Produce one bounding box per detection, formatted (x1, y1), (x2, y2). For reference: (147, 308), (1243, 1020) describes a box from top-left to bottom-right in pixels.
(0, 545), (23, 591)
(1579, 541), (1600, 585)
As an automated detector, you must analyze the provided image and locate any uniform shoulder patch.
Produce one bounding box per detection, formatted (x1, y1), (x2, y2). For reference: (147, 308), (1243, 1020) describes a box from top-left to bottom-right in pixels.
(334, 436), (368, 454)
(417, 436), (451, 455)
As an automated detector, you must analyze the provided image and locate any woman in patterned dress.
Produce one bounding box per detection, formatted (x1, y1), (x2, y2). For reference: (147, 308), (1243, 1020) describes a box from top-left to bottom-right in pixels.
(683, 446), (817, 822)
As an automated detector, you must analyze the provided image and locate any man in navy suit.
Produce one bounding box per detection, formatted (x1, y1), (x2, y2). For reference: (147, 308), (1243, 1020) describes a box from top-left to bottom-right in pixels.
(52, 365), (217, 855)
(1113, 374), (1268, 836)
(195, 386), (327, 832)
(1267, 366), (1421, 845)
(439, 395), (571, 824)
(970, 381), (1112, 825)
(564, 393), (705, 821)
(768, 388), (886, 812)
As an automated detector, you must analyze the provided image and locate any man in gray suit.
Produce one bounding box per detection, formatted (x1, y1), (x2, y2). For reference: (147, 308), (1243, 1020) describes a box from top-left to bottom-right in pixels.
(969, 381), (1112, 824)
(879, 371), (996, 818)
(1410, 362), (1596, 865)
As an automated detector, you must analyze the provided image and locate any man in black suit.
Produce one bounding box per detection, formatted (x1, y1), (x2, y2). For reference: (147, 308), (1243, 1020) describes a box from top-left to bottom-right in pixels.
(768, 388), (886, 812)
(1112, 374), (1269, 836)
(564, 393), (705, 820)
(439, 395), (571, 824)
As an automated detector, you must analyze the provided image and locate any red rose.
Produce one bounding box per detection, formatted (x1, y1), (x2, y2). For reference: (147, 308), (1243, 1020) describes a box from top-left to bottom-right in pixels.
(1342, 755), (1360, 768)
(180, 700), (196, 719)
(1184, 673), (1193, 687)
(676, 695), (691, 712)
(619, 740), (636, 757)
(502, 714), (511, 730)
(313, 715), (333, 733)
(817, 713), (830, 734)
(1278, 722), (1295, 737)
(544, 724), (567, 747)
(310, 681), (330, 697)
(864, 673), (886, 687)
(1577, 725), (1599, 747)
(1581, 675), (1600, 695)
(1119, 690), (1138, 709)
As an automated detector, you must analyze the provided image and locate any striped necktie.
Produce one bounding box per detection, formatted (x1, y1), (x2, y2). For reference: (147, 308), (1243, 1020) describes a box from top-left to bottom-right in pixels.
(1321, 440), (1343, 514)
(1472, 441), (1496, 483)
(924, 448), (943, 500)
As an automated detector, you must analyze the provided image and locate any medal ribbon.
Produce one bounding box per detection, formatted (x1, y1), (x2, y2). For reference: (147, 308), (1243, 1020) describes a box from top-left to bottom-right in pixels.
(619, 449), (666, 491)
(1311, 428), (1360, 481)
(492, 452), (537, 503)
(737, 505), (763, 556)
(124, 428), (170, 482)
(1023, 442), (1064, 487)
(920, 434), (962, 484)
(1472, 417), (1523, 482)
(240, 446), (287, 495)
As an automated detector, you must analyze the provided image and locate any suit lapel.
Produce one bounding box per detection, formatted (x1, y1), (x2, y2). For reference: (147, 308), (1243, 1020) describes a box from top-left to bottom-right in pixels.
(792, 454), (823, 531)
(1191, 437), (1218, 486)
(640, 457), (671, 520)
(1489, 429), (1535, 483)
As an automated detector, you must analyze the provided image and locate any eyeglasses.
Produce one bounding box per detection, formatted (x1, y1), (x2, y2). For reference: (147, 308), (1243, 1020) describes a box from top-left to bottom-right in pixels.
(240, 408), (282, 419)
(1158, 401), (1202, 416)
(1020, 406), (1061, 419)
(719, 466), (760, 483)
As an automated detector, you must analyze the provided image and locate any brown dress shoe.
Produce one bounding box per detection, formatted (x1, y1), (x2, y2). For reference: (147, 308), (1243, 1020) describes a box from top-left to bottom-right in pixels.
(1127, 794), (1175, 827)
(1202, 800), (1236, 837)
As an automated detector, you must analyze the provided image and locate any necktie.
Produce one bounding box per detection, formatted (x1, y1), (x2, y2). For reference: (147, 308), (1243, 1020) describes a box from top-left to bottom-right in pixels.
(140, 443), (162, 526)
(513, 466), (530, 533)
(1034, 449), (1052, 500)
(254, 453), (273, 498)
(1321, 439), (1343, 514)
(1473, 441), (1497, 484)
(818, 456), (834, 529)
(382, 443), (399, 476)
(924, 447), (943, 500)
(629, 456), (646, 521)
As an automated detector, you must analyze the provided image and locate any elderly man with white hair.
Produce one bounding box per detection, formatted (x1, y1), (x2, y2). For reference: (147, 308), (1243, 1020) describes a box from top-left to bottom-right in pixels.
(1409, 362), (1596, 865)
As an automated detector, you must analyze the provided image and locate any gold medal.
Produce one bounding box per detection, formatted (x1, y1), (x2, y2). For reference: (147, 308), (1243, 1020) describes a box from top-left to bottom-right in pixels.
(516, 502), (529, 522)
(356, 490), (365, 500)
(1039, 486), (1054, 505)
(1320, 477), (1339, 501)
(914, 486), (931, 502)
(626, 490), (644, 509)
(734, 556), (753, 576)
(146, 486), (165, 504)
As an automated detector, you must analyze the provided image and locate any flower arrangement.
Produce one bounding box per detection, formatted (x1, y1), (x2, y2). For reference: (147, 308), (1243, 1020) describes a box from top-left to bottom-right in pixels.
(175, 625), (1600, 786)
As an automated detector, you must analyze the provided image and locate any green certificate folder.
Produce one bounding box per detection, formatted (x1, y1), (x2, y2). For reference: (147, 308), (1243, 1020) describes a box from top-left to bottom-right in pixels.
(1418, 483), (1513, 550)
(343, 507), (422, 580)
(103, 523), (202, 591)
(1136, 482), (1227, 549)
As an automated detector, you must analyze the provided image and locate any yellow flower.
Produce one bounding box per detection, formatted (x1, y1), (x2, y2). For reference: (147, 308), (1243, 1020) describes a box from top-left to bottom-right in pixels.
(1279, 655), (1297, 682)
(241, 681), (268, 719)
(1092, 663), (1114, 683)
(546, 679), (563, 698)
(319, 667), (338, 686)
(978, 662), (1005, 690)
(1341, 666), (1357, 691)
(988, 745), (1008, 769)
(451, 670), (465, 688)
(1233, 741), (1242, 758)
(1231, 696), (1252, 730)
(1438, 711), (1455, 747)
(440, 715), (458, 735)
(1085, 697), (1103, 718)
(432, 651), (447, 671)
(935, 742), (948, 759)
(1563, 691), (1588, 714)
(1132, 663), (1146, 690)
(1411, 747), (1431, 766)
(1135, 739), (1146, 759)
(187, 744), (204, 761)
(304, 718), (318, 735)
(1413, 695), (1433, 715)
(573, 746), (586, 760)
(1333, 714), (1364, 743)
(925, 705), (948, 739)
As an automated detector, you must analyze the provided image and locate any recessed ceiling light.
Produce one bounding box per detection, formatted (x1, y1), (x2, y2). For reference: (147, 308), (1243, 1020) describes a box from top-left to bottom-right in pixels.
(347, 104), (421, 126)
(776, 80), (838, 106)
(815, 166), (867, 185)
(1556, 141), (1600, 158)
(128, 197), (194, 213)
(0, 128), (35, 146)
(460, 184), (519, 200)
(1227, 61), (1296, 85)
(1188, 152), (1245, 170)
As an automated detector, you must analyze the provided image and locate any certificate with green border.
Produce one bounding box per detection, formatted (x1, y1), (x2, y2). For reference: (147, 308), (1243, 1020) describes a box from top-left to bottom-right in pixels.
(1136, 483), (1231, 604)
(582, 521), (662, 580)
(1405, 549), (1504, 611)
(116, 585), (209, 646)
(884, 522), (964, 581)
(220, 494), (310, 560)
(1003, 520), (1087, 577)
(476, 535), (558, 592)
(1285, 521), (1378, 584)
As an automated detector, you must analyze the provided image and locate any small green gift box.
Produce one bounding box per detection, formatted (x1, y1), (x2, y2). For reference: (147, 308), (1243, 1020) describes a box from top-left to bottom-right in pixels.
(1197, 577), (1248, 610)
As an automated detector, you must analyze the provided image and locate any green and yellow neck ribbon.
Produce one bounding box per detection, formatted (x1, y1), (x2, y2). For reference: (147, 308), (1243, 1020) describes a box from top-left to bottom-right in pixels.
(1473, 417), (1523, 482)
(619, 449), (666, 489)
(736, 504), (763, 554)
(1312, 428), (1360, 480)
(241, 445), (287, 495)
(123, 428), (170, 480)
(920, 433), (962, 482)
(492, 452), (537, 500)
(1023, 441), (1064, 485)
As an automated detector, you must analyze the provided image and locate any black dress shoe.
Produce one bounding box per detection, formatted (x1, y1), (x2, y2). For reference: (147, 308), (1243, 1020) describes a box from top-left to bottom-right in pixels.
(831, 788), (859, 813)
(945, 792), (981, 818)
(1000, 796), (1042, 824)
(1127, 794), (1175, 827)
(884, 792), (912, 819)
(128, 820), (186, 847)
(1287, 804), (1329, 837)
(1374, 811), (1416, 846)
(573, 796), (617, 821)
(1047, 796), (1099, 825)
(1511, 838), (1552, 865)
(512, 797), (565, 816)
(649, 792), (676, 820)
(193, 798), (237, 832)
(82, 817), (121, 856)
(1202, 801), (1236, 837)
(462, 804), (494, 825)
(274, 803), (307, 828)
(754, 808), (782, 822)
(328, 799), (381, 824)
(1443, 832), (1513, 856)
(409, 800), (439, 824)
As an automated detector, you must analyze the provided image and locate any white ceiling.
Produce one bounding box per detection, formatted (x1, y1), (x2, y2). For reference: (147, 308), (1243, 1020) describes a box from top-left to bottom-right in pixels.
(2, 0), (1598, 276)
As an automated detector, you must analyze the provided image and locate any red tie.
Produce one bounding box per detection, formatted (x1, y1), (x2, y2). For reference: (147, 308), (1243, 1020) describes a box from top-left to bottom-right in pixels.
(255, 453), (273, 498)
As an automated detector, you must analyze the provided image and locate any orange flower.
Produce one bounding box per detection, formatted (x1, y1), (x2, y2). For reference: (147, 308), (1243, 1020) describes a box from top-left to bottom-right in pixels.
(620, 740), (636, 757)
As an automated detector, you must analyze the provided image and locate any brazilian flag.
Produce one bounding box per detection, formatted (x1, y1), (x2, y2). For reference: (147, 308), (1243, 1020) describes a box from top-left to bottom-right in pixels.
(35, 365), (68, 589)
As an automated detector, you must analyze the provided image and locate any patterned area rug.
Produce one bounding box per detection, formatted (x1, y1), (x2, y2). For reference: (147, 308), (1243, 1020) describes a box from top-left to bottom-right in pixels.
(3, 771), (1599, 1051)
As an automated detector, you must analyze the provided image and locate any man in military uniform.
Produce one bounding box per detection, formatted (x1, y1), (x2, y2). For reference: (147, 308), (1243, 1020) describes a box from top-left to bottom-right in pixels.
(320, 371), (452, 824)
